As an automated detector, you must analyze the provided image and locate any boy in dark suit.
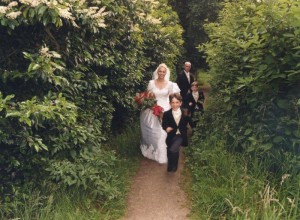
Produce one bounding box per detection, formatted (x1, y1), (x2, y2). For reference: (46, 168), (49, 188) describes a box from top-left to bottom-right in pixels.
(184, 81), (205, 117)
(162, 93), (194, 172)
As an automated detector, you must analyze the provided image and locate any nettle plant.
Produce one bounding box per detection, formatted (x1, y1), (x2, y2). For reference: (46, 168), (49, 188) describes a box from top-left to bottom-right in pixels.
(0, 0), (183, 201)
(200, 0), (300, 170)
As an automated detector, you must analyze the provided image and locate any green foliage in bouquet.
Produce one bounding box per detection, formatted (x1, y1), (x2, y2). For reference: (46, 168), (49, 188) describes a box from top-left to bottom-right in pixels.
(133, 91), (157, 111)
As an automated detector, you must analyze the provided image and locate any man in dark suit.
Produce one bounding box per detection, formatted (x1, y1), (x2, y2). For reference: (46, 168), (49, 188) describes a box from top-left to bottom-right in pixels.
(176, 61), (195, 100)
(162, 93), (194, 172)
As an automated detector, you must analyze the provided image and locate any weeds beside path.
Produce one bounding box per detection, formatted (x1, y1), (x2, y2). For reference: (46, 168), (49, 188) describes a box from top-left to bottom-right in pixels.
(122, 150), (190, 220)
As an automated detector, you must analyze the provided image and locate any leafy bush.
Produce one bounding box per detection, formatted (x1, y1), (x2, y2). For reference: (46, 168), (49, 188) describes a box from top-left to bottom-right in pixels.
(201, 0), (300, 166)
(0, 0), (183, 216)
(0, 119), (141, 220)
(186, 0), (300, 218)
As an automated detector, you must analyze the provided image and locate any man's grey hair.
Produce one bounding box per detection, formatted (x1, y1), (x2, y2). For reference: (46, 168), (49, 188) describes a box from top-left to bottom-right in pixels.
(184, 61), (191, 66)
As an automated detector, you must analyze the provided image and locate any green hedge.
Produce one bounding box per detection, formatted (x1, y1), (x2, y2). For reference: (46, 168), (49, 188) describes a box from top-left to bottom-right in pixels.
(200, 0), (300, 168)
(186, 0), (300, 218)
(0, 0), (183, 215)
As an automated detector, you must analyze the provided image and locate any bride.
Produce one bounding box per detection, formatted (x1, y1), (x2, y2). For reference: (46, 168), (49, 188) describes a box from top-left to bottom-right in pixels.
(140, 63), (180, 164)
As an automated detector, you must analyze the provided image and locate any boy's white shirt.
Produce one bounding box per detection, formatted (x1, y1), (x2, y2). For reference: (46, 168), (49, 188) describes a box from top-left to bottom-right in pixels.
(192, 91), (199, 102)
(172, 109), (181, 134)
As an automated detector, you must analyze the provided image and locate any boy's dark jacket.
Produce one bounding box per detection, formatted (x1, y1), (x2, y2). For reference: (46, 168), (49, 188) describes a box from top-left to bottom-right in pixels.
(162, 108), (194, 147)
(184, 91), (205, 115)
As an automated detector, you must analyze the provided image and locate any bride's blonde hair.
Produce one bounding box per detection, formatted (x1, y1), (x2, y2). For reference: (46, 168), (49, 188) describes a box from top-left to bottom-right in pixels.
(152, 63), (170, 81)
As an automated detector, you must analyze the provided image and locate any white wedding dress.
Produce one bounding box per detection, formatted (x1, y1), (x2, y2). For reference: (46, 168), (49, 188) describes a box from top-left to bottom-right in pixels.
(140, 80), (180, 164)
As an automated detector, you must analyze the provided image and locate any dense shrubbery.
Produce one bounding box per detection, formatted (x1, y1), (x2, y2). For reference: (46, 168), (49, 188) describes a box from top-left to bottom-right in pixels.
(200, 0), (300, 173)
(0, 0), (183, 217)
(187, 0), (300, 218)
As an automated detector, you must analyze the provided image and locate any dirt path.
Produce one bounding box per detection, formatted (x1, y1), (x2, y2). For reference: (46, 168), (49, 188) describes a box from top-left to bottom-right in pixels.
(122, 150), (190, 220)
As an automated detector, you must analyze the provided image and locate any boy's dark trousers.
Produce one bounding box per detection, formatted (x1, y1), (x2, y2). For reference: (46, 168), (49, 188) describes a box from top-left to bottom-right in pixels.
(167, 135), (183, 172)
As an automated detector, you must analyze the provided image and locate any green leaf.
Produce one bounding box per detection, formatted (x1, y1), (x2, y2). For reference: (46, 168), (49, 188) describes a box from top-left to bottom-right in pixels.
(28, 63), (40, 72)
(273, 136), (283, 143)
(258, 64), (268, 71)
(70, 150), (77, 159)
(244, 129), (252, 135)
(261, 143), (272, 151)
(1, 19), (7, 26)
(22, 7), (30, 17)
(29, 8), (35, 18)
(293, 130), (300, 138)
(6, 111), (22, 118)
(38, 5), (48, 15)
(276, 99), (290, 109)
(224, 96), (230, 102)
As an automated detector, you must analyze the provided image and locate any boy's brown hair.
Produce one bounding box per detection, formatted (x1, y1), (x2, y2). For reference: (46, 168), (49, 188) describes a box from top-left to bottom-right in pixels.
(169, 93), (182, 102)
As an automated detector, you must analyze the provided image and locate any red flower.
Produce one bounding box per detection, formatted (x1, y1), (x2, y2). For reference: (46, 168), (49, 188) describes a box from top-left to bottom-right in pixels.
(152, 105), (164, 116)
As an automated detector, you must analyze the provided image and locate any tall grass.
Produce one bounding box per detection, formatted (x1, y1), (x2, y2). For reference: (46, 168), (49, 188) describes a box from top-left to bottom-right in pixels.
(0, 122), (141, 220)
(185, 135), (300, 219)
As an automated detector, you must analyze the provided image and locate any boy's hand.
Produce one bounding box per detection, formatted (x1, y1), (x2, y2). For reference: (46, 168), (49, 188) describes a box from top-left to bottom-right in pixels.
(166, 127), (173, 133)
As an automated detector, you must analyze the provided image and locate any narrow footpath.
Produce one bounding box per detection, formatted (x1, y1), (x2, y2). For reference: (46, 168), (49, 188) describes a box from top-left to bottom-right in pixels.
(122, 150), (190, 220)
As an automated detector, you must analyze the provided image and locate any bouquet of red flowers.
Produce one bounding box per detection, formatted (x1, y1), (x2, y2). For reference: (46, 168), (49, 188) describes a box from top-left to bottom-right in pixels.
(134, 91), (164, 117)
(134, 91), (156, 110)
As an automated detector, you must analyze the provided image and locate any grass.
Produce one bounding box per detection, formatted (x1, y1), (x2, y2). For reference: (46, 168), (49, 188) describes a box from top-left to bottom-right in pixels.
(185, 135), (300, 219)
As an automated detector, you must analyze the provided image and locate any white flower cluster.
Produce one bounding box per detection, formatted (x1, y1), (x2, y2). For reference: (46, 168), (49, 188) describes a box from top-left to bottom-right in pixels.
(40, 46), (61, 58)
(8, 1), (18, 7)
(57, 7), (73, 20)
(0, 6), (8, 14)
(0, 1), (22, 19)
(19, 0), (48, 7)
(78, 6), (109, 28)
(132, 0), (161, 25)
(6, 11), (21, 19)
(146, 15), (161, 25)
(1, 0), (110, 29)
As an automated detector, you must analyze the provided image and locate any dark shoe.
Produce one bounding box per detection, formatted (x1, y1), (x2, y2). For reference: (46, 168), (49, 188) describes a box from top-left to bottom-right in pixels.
(167, 164), (173, 172)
